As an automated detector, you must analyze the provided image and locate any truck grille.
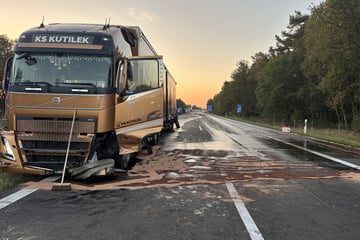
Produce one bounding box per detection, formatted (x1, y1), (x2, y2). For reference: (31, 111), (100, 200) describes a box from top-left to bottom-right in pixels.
(15, 117), (96, 171)
(17, 118), (95, 133)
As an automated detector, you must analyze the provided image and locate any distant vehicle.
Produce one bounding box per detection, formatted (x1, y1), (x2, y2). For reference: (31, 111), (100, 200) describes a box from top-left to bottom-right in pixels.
(0, 22), (179, 179)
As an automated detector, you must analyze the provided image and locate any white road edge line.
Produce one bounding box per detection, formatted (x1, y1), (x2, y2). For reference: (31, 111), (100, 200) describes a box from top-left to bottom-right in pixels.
(0, 175), (59, 210)
(0, 188), (37, 210)
(225, 182), (264, 240)
(269, 136), (360, 170)
(199, 125), (203, 131)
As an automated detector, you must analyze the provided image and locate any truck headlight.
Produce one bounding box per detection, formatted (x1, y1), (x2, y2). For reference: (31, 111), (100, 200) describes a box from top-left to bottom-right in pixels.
(1, 137), (15, 161)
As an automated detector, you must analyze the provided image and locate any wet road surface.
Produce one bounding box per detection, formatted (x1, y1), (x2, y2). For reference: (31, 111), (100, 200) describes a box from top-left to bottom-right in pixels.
(1, 112), (359, 239)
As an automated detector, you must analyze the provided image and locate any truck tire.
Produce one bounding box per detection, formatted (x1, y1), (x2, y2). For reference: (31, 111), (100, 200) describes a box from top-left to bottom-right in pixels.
(114, 154), (130, 170)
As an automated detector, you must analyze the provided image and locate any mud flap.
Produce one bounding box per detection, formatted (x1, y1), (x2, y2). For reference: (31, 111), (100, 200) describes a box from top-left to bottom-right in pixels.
(70, 159), (114, 179)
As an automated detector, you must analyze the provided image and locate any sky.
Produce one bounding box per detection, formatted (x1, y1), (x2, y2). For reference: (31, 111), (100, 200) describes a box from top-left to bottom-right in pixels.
(0, 0), (323, 108)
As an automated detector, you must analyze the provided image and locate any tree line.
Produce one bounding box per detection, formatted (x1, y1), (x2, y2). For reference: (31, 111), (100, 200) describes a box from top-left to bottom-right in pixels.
(207, 0), (360, 131)
(0, 35), (13, 83)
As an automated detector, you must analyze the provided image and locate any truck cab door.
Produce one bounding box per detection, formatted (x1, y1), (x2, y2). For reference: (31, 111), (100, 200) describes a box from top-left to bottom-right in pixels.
(114, 56), (165, 153)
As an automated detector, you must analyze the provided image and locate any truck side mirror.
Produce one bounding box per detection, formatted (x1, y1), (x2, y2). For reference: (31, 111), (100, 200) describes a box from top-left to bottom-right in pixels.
(2, 57), (13, 94)
(116, 58), (131, 96)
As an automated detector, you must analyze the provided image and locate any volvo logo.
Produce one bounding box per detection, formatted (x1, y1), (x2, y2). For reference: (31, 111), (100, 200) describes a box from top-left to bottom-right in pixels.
(52, 97), (61, 104)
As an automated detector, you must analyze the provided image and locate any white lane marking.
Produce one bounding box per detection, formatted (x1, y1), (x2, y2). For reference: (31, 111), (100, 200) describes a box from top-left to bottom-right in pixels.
(0, 175), (60, 210)
(0, 188), (37, 210)
(199, 126), (203, 131)
(270, 137), (360, 170)
(226, 182), (264, 240)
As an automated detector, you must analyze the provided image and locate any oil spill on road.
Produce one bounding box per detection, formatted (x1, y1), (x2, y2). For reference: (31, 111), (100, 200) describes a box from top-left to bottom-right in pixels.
(22, 145), (359, 191)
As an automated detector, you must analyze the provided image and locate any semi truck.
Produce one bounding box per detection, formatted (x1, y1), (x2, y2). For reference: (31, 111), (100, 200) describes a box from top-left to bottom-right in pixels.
(0, 22), (179, 179)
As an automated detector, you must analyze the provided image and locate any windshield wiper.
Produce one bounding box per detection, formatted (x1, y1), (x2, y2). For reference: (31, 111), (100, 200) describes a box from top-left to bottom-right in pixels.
(15, 81), (52, 87)
(13, 81), (51, 92)
(59, 82), (97, 93)
(60, 82), (96, 88)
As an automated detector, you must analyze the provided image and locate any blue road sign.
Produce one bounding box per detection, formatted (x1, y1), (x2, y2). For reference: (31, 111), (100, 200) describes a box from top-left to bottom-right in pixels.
(207, 105), (213, 112)
(237, 104), (242, 114)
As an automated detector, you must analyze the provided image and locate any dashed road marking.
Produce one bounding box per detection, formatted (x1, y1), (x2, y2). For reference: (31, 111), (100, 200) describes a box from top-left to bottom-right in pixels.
(226, 182), (264, 240)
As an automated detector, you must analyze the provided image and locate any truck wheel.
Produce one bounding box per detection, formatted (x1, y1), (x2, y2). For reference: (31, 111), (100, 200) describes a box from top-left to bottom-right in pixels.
(114, 154), (130, 170)
(143, 138), (153, 154)
(152, 133), (159, 145)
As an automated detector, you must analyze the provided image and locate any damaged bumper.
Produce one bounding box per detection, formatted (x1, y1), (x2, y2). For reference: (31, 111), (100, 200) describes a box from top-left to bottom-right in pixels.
(0, 130), (53, 175)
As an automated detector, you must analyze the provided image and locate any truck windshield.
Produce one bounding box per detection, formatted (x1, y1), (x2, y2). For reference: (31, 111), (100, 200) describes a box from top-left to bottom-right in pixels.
(10, 53), (112, 89)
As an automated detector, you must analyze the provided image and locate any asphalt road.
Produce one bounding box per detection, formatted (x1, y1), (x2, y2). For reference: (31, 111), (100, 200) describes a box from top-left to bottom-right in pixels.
(1, 112), (359, 240)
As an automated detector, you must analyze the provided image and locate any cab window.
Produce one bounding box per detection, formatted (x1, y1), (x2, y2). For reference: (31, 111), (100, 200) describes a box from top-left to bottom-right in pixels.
(126, 59), (159, 94)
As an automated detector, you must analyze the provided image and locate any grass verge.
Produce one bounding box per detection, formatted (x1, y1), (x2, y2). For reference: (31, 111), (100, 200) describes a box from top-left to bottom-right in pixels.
(0, 170), (38, 196)
(291, 128), (360, 148)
